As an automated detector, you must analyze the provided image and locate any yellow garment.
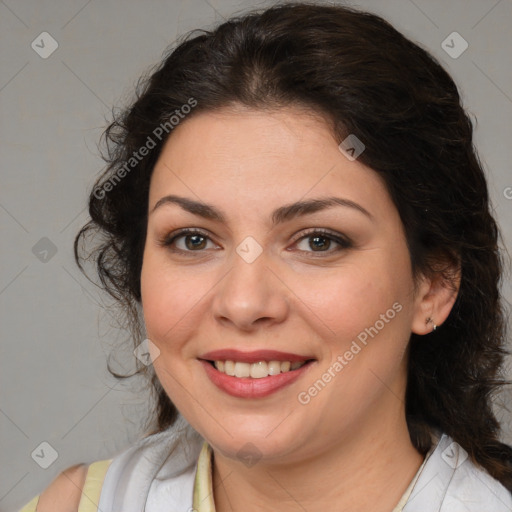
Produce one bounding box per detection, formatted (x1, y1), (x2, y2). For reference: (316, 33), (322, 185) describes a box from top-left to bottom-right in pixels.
(78, 459), (112, 511)
(193, 441), (215, 511)
(18, 459), (112, 512)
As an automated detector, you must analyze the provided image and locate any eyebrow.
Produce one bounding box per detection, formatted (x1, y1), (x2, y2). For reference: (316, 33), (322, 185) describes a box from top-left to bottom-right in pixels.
(151, 194), (374, 224)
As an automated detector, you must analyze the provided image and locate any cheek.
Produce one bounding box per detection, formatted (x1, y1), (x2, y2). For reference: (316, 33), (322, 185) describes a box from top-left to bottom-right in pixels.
(298, 255), (414, 404)
(295, 261), (406, 346)
(140, 252), (207, 409)
(314, 265), (413, 400)
(296, 279), (411, 435)
(140, 250), (205, 352)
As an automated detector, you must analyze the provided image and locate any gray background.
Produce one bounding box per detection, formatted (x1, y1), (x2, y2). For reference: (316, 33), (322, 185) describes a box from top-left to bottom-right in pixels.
(1, 0), (511, 510)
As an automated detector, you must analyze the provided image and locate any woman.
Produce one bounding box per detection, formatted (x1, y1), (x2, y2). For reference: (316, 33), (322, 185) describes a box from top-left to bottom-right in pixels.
(20, 2), (512, 511)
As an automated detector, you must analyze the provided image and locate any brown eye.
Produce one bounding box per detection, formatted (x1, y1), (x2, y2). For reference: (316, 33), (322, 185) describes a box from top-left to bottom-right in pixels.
(161, 229), (217, 253)
(307, 235), (332, 251)
(293, 229), (352, 255)
(182, 233), (208, 250)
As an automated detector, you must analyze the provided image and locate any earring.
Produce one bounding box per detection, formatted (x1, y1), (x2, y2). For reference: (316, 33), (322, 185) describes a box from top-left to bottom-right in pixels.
(426, 317), (437, 332)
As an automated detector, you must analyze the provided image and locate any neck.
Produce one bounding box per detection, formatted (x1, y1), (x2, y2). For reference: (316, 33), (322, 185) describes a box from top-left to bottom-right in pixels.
(211, 404), (423, 512)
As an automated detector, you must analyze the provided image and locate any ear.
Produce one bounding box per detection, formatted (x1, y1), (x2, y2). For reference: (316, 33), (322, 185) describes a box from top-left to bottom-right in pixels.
(411, 263), (460, 335)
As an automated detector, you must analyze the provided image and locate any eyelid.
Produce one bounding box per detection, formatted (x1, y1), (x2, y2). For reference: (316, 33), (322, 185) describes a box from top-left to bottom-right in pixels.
(159, 227), (215, 247)
(289, 227), (350, 244)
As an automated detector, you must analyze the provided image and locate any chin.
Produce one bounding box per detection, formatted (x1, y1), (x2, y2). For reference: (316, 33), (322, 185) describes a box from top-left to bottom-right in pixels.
(197, 417), (308, 463)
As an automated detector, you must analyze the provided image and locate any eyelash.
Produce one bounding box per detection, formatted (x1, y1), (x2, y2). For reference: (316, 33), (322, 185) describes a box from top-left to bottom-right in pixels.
(159, 228), (352, 257)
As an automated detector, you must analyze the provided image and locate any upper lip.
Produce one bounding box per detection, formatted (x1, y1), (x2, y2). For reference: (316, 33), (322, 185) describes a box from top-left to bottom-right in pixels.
(199, 349), (315, 364)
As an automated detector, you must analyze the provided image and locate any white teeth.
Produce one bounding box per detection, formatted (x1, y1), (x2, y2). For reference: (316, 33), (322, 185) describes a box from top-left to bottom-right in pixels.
(234, 362), (251, 378)
(213, 359), (307, 378)
(224, 360), (235, 376)
(267, 361), (281, 375)
(250, 361), (268, 378)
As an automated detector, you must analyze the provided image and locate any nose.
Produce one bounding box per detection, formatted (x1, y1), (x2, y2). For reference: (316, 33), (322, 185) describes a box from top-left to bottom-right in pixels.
(211, 248), (290, 332)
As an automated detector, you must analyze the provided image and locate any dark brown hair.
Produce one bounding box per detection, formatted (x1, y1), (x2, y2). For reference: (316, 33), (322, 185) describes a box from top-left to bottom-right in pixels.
(75, 1), (512, 489)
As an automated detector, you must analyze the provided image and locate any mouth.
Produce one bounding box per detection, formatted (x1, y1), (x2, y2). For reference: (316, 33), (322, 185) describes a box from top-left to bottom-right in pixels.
(198, 349), (316, 398)
(207, 359), (310, 378)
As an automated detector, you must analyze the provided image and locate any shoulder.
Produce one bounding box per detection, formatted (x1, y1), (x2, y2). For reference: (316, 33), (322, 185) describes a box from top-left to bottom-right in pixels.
(20, 459), (114, 512)
(22, 420), (203, 512)
(35, 463), (88, 512)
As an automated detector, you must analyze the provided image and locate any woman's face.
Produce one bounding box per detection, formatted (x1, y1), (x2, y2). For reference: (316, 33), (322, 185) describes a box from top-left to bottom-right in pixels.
(141, 106), (428, 463)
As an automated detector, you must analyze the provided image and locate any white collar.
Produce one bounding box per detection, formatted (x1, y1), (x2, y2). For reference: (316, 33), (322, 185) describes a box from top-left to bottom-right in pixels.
(97, 420), (512, 512)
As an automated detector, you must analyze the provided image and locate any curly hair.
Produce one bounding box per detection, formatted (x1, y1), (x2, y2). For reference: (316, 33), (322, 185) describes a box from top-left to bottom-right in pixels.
(74, 1), (512, 489)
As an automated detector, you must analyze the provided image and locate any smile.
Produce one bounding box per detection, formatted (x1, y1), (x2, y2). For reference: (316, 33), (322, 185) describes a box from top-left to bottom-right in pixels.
(213, 360), (306, 378)
(198, 349), (316, 398)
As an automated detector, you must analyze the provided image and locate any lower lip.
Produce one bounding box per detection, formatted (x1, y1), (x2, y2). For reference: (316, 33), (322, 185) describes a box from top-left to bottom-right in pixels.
(200, 360), (314, 398)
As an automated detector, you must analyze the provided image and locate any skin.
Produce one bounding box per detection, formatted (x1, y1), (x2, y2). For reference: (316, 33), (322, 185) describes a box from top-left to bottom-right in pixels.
(36, 463), (87, 511)
(140, 105), (459, 512)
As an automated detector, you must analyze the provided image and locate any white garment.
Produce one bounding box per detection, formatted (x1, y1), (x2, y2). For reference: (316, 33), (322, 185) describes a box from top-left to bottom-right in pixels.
(97, 415), (512, 511)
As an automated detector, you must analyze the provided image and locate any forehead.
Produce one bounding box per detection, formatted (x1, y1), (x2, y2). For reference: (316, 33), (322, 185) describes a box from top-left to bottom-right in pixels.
(148, 106), (391, 220)
(158, 105), (334, 168)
